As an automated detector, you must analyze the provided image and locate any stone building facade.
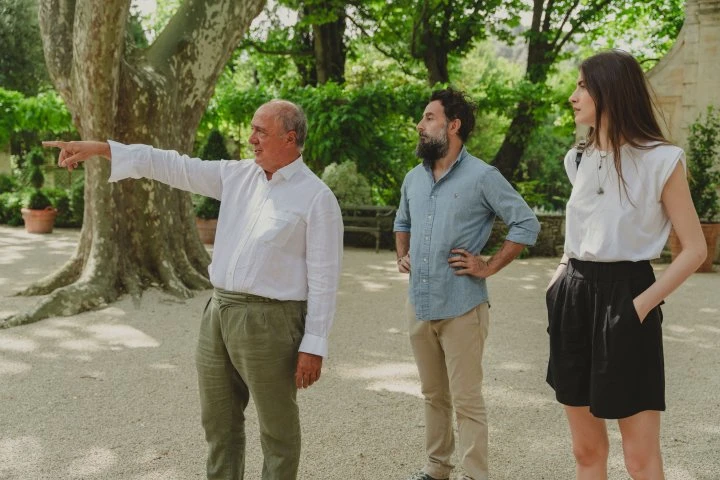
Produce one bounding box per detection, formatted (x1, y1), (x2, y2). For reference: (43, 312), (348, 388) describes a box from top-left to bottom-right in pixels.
(648, 0), (720, 147)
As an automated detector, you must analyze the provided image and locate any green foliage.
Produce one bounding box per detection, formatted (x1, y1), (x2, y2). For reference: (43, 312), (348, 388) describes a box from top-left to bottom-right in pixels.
(355, 0), (508, 84)
(0, 173), (17, 194)
(26, 149), (46, 189)
(321, 161), (373, 205)
(0, 0), (50, 95)
(192, 130), (227, 219)
(25, 189), (52, 210)
(194, 196), (221, 220)
(68, 173), (85, 226)
(0, 87), (75, 150)
(582, 0), (684, 67)
(200, 130), (231, 160)
(201, 81), (430, 205)
(0, 191), (23, 225)
(687, 106), (720, 223)
(44, 187), (81, 227)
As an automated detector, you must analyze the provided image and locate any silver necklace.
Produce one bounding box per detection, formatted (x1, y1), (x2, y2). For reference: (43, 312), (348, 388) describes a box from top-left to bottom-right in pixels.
(596, 151), (611, 195)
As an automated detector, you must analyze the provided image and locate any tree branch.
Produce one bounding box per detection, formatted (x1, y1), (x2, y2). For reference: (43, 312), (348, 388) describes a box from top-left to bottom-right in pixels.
(552, 0), (613, 58)
(242, 39), (314, 57)
(346, 13), (417, 78)
(38, 0), (77, 108)
(70, 0), (130, 137)
(542, 0), (556, 33)
(550, 0), (580, 47)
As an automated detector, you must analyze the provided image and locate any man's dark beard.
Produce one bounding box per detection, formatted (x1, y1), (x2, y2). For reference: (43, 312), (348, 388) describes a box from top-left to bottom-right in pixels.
(415, 135), (449, 168)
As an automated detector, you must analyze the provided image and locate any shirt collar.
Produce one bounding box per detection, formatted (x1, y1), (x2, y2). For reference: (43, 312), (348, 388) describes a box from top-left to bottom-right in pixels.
(422, 146), (468, 178)
(263, 156), (304, 182)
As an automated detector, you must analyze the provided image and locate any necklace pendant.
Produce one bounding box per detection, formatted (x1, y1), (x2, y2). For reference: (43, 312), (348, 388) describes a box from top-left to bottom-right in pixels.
(597, 187), (604, 195)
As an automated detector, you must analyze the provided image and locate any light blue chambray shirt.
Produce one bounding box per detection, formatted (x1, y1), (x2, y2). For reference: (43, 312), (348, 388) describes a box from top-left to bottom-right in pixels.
(394, 147), (540, 321)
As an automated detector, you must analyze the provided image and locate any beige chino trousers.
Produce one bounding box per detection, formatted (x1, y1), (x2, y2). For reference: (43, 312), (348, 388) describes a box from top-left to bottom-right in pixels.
(408, 301), (490, 480)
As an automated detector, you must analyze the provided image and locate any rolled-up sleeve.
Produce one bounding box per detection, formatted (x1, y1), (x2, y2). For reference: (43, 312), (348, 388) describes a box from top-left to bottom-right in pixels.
(393, 176), (411, 232)
(107, 140), (224, 199)
(301, 188), (343, 357)
(482, 168), (540, 246)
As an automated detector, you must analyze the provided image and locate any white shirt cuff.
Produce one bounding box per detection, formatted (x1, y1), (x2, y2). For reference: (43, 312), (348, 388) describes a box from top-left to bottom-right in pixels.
(299, 333), (328, 358)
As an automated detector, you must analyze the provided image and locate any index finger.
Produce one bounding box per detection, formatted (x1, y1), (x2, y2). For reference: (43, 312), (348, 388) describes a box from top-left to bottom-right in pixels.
(42, 141), (67, 149)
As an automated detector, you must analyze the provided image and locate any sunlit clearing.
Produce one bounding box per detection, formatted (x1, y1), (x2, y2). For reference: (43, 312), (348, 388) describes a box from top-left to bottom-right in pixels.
(338, 362), (418, 379)
(360, 280), (390, 292)
(0, 358), (31, 376)
(0, 436), (42, 475)
(149, 363), (177, 370)
(367, 379), (421, 397)
(67, 447), (118, 479)
(86, 324), (160, 348)
(486, 385), (555, 408)
(497, 361), (534, 372)
(0, 334), (38, 352)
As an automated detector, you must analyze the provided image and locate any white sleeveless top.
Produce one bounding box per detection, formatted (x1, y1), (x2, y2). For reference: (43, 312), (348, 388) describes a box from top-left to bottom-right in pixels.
(563, 143), (685, 262)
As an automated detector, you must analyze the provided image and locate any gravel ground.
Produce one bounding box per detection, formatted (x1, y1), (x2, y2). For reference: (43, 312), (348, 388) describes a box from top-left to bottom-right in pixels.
(1, 226), (718, 480)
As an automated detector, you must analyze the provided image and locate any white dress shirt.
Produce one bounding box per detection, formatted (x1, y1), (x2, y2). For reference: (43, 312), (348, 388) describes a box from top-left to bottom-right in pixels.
(107, 141), (343, 357)
(563, 143), (684, 262)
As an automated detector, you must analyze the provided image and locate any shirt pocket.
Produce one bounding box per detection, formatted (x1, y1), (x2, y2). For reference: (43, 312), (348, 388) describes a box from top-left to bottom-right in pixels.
(256, 210), (301, 248)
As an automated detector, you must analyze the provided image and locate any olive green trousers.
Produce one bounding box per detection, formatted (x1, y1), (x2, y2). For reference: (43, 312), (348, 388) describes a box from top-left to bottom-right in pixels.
(195, 288), (306, 480)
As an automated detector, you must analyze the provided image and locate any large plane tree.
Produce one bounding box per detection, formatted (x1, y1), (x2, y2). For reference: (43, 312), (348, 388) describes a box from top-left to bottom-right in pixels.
(2, 0), (265, 328)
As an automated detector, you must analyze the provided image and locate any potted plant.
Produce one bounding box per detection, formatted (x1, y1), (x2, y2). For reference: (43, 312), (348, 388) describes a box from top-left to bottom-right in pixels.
(20, 149), (57, 233)
(670, 106), (720, 272)
(193, 130), (228, 244)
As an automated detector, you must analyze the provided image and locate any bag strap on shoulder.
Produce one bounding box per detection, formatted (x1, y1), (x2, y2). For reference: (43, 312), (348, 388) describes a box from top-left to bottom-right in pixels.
(575, 140), (586, 170)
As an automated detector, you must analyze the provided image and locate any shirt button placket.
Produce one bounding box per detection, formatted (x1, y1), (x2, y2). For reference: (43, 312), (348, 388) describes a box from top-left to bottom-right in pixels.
(421, 190), (436, 316)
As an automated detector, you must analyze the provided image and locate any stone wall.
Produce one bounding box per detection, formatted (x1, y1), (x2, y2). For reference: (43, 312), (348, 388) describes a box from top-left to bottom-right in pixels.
(347, 213), (566, 257)
(487, 214), (564, 257)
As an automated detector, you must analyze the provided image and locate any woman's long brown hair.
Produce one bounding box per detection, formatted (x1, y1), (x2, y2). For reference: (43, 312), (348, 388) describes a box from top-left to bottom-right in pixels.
(581, 49), (669, 200)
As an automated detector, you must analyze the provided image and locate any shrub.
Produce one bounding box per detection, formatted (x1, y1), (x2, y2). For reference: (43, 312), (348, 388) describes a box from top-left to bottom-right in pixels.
(44, 187), (75, 227)
(194, 196), (221, 220)
(0, 173), (17, 194)
(0, 191), (24, 225)
(68, 174), (85, 226)
(26, 148), (46, 189)
(193, 129), (227, 219)
(26, 189), (52, 209)
(687, 106), (720, 223)
(321, 161), (373, 206)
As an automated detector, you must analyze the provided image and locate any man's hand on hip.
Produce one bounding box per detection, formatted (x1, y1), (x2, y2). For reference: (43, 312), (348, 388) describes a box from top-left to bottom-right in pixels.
(448, 248), (493, 278)
(295, 352), (322, 389)
(397, 253), (411, 273)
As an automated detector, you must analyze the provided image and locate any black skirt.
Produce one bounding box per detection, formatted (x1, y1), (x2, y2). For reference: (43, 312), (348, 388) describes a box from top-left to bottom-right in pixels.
(545, 258), (665, 419)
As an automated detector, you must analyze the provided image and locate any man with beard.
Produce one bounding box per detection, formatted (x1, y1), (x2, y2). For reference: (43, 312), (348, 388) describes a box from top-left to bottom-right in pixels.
(393, 88), (540, 480)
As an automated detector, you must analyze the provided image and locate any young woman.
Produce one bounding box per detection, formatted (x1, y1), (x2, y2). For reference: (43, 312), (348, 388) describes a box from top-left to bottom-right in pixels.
(545, 49), (707, 480)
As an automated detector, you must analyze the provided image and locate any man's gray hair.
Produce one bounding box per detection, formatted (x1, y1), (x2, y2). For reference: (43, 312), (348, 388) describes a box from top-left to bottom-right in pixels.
(268, 99), (307, 150)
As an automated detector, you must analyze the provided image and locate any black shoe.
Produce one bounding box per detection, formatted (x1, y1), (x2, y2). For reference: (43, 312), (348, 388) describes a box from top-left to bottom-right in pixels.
(406, 472), (448, 480)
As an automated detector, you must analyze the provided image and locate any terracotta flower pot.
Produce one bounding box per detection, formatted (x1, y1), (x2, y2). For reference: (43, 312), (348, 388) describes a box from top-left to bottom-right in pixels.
(21, 207), (58, 234)
(196, 218), (218, 245)
(669, 223), (720, 273)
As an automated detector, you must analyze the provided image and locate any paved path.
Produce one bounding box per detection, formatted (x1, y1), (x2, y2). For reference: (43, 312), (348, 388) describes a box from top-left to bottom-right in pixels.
(1, 226), (718, 479)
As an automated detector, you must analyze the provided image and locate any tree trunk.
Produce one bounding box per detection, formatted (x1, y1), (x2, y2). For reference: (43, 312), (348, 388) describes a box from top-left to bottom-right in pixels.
(422, 44), (450, 86)
(492, 6), (554, 180)
(492, 100), (538, 180)
(1, 0), (265, 328)
(312, 6), (346, 84)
